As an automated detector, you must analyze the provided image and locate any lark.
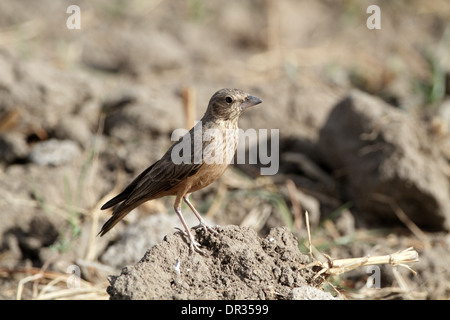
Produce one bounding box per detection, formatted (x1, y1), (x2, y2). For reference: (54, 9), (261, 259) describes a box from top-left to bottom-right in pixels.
(99, 88), (262, 254)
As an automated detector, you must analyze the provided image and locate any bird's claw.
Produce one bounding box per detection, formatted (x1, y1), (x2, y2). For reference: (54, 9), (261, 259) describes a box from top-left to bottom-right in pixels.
(174, 227), (188, 236)
(189, 238), (208, 256)
(192, 222), (220, 236)
(175, 227), (208, 256)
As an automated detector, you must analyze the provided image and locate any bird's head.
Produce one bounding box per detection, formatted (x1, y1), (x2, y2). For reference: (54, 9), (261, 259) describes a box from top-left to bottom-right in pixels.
(206, 88), (262, 122)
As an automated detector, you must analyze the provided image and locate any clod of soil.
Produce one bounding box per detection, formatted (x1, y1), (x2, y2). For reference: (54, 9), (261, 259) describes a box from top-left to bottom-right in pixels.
(318, 90), (450, 230)
(107, 225), (333, 300)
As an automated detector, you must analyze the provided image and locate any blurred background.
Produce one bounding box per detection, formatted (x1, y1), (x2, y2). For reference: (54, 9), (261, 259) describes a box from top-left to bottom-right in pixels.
(0, 0), (449, 299)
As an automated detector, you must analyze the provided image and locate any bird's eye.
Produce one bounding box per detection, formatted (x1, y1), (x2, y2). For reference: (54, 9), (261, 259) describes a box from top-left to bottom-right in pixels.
(225, 96), (233, 104)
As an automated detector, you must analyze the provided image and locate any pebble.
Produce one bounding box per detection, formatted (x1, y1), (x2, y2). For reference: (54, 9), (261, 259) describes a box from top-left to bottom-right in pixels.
(29, 139), (81, 166)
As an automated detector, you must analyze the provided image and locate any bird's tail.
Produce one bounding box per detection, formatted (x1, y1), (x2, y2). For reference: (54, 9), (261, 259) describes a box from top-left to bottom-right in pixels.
(98, 163), (157, 236)
(98, 201), (138, 236)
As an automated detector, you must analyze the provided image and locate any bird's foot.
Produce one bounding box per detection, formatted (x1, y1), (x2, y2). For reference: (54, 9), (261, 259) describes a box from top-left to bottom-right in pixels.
(175, 227), (208, 256)
(189, 238), (208, 256)
(192, 222), (220, 236)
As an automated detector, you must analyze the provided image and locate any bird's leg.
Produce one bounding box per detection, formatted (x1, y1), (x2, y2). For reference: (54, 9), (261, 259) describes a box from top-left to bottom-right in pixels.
(174, 206), (207, 256)
(183, 195), (219, 236)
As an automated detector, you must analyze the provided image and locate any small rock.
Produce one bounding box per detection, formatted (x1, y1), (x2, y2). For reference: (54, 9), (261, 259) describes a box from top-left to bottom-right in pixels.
(55, 116), (92, 148)
(29, 139), (80, 166)
(287, 285), (337, 300)
(0, 132), (29, 163)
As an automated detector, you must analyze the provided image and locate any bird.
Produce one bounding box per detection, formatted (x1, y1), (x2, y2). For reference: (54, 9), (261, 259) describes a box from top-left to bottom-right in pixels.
(99, 88), (262, 254)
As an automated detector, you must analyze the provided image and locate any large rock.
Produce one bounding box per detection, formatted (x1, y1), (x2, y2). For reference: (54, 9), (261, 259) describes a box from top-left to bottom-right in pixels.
(318, 90), (450, 230)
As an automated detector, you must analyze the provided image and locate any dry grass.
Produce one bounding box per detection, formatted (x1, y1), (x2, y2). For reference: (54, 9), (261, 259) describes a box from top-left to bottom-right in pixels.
(0, 267), (108, 300)
(301, 210), (422, 299)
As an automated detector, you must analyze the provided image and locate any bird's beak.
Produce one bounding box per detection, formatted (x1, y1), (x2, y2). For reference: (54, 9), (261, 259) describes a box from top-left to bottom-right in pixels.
(240, 95), (263, 112)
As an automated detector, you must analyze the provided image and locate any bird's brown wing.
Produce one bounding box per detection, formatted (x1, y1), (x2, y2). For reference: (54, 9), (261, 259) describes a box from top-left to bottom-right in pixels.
(124, 154), (204, 205)
(100, 161), (159, 210)
(98, 133), (210, 236)
(120, 129), (211, 206)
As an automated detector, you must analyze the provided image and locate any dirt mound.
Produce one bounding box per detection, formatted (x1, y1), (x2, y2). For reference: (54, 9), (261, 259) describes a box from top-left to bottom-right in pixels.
(107, 225), (334, 300)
